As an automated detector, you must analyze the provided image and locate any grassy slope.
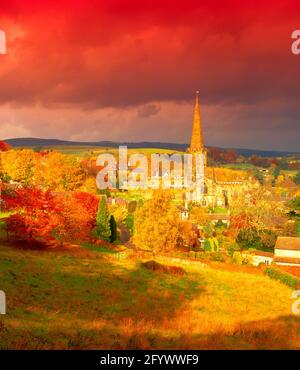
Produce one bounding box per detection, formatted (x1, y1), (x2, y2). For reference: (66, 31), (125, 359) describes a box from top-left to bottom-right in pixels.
(0, 244), (299, 349)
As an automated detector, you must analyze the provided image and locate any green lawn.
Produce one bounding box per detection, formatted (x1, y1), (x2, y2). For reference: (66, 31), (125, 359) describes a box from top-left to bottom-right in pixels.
(0, 243), (299, 349)
(223, 163), (257, 171)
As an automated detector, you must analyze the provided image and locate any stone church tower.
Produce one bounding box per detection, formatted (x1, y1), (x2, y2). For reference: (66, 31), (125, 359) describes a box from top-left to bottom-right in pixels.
(188, 91), (207, 165)
(185, 91), (253, 207)
(186, 91), (207, 203)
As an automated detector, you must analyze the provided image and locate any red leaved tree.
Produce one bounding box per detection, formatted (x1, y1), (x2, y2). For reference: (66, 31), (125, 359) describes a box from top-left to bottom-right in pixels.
(53, 192), (97, 245)
(0, 141), (11, 152)
(4, 187), (61, 246)
(72, 192), (98, 229)
(3, 187), (98, 247)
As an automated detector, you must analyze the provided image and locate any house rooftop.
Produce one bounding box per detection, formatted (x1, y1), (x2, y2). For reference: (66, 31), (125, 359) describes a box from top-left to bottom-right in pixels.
(275, 237), (300, 251)
(253, 251), (274, 258)
(274, 256), (300, 265)
(176, 205), (188, 212)
(243, 250), (274, 258)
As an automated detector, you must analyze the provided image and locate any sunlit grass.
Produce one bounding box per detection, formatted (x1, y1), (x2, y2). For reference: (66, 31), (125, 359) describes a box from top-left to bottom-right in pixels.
(0, 243), (299, 349)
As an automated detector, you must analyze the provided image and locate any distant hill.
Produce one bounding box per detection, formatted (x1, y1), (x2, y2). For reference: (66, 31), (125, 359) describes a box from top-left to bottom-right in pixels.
(4, 137), (299, 158)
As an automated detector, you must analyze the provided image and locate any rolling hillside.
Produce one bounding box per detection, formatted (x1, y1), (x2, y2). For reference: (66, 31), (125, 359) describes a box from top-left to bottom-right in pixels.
(0, 243), (299, 349)
(4, 137), (299, 158)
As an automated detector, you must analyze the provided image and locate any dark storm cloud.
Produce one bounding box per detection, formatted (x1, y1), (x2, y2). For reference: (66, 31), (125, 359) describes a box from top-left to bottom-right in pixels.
(0, 0), (299, 150)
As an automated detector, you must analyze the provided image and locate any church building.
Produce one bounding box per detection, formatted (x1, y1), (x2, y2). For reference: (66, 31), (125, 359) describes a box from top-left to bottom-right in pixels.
(186, 92), (254, 207)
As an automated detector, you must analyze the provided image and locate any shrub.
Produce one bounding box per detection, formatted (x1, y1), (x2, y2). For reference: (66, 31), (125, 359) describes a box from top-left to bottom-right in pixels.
(208, 237), (219, 252)
(215, 220), (227, 229)
(236, 227), (262, 250)
(265, 267), (300, 289)
(195, 251), (204, 259)
(242, 254), (254, 265)
(287, 196), (300, 214)
(125, 213), (134, 235)
(259, 229), (277, 252)
(232, 251), (243, 265)
(128, 201), (137, 213)
(188, 251), (196, 258)
(212, 252), (225, 262)
(296, 221), (300, 237)
(227, 242), (240, 256)
(293, 172), (300, 185)
(203, 239), (211, 252)
(141, 260), (186, 276)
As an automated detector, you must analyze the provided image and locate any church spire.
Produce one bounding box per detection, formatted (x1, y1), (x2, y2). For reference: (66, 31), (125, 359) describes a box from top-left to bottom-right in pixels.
(189, 91), (204, 153)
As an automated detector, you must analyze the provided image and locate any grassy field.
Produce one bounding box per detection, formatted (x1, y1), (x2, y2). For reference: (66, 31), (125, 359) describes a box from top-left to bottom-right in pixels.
(222, 163), (257, 171)
(0, 243), (299, 349)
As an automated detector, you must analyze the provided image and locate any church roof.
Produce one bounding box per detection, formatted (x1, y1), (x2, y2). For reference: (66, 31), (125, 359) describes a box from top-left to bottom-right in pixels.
(188, 91), (205, 153)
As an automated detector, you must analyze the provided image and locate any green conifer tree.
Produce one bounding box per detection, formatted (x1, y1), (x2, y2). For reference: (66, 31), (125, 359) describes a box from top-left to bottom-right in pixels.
(96, 196), (111, 242)
(110, 215), (117, 243)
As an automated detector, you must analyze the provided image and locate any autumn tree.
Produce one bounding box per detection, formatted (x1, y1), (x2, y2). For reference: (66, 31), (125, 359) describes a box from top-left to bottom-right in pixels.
(4, 187), (61, 246)
(0, 141), (11, 152)
(273, 166), (281, 181)
(293, 172), (300, 185)
(189, 206), (209, 227)
(53, 193), (95, 245)
(33, 152), (84, 191)
(236, 228), (262, 250)
(96, 196), (111, 242)
(109, 203), (128, 225)
(4, 188), (97, 246)
(80, 176), (98, 193)
(224, 149), (237, 163)
(236, 227), (277, 252)
(1, 149), (37, 183)
(253, 169), (264, 185)
(209, 148), (222, 163)
(72, 192), (98, 229)
(133, 190), (181, 251)
(286, 196), (300, 218)
(230, 188), (288, 241)
(177, 221), (199, 248)
(259, 229), (277, 251)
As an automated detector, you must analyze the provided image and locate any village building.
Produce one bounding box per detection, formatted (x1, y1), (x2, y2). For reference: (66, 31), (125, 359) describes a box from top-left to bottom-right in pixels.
(242, 250), (274, 267)
(177, 205), (189, 221)
(274, 236), (300, 266)
(186, 91), (256, 207)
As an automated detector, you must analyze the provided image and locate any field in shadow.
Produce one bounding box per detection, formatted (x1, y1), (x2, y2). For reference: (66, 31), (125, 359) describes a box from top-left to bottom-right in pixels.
(0, 243), (299, 349)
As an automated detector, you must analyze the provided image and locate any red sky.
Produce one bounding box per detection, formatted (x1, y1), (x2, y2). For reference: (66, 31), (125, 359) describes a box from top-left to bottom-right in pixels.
(0, 0), (299, 151)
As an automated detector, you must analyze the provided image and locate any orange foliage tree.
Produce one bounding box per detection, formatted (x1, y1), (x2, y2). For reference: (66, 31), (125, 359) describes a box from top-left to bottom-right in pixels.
(189, 205), (209, 227)
(0, 141), (11, 152)
(72, 192), (98, 230)
(229, 188), (288, 239)
(1, 149), (37, 183)
(133, 190), (181, 251)
(33, 152), (85, 191)
(4, 187), (61, 246)
(4, 187), (98, 246)
(178, 221), (199, 248)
